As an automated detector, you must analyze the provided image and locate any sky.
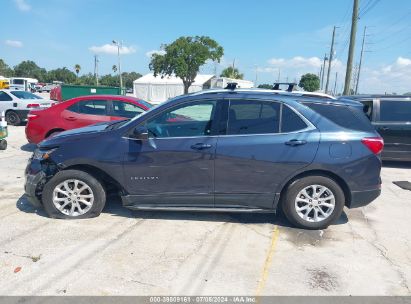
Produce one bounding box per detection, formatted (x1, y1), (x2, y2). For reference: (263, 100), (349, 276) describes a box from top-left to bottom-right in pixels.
(1, 0), (411, 94)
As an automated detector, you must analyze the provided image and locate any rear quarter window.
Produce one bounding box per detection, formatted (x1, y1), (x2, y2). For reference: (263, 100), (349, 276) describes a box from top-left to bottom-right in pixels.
(304, 102), (374, 132)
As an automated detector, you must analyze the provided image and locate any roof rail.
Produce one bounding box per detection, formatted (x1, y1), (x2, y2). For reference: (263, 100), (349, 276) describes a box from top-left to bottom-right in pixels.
(272, 82), (297, 92)
(225, 82), (238, 90)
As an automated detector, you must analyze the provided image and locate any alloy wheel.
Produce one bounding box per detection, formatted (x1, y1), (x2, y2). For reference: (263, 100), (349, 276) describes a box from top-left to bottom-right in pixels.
(52, 179), (94, 216)
(294, 184), (336, 223)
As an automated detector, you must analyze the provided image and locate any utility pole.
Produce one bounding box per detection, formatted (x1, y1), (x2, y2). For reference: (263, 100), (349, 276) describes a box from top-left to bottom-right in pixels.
(343, 0), (359, 95)
(325, 26), (337, 94)
(320, 53), (327, 90)
(277, 68), (281, 82)
(333, 72), (338, 95)
(94, 55), (99, 86)
(355, 26), (367, 94)
(112, 40), (123, 90)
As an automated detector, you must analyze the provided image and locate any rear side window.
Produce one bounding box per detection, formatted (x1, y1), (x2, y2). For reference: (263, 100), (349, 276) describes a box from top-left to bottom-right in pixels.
(68, 100), (108, 116)
(380, 100), (411, 122)
(227, 100), (280, 135)
(304, 102), (374, 132)
(0, 91), (12, 101)
(112, 101), (144, 118)
(281, 105), (308, 132)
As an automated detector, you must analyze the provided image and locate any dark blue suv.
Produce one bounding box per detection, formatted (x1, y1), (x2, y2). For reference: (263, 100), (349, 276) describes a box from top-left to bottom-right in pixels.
(25, 89), (383, 229)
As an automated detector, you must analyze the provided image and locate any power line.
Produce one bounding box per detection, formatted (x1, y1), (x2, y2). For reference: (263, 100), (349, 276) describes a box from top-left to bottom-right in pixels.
(359, 0), (381, 18)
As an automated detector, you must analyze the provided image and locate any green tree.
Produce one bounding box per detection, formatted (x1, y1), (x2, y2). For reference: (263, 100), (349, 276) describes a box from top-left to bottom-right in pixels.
(149, 36), (224, 94)
(74, 64), (81, 77)
(258, 84), (273, 89)
(0, 59), (14, 77)
(46, 67), (76, 84)
(14, 60), (47, 81)
(122, 72), (142, 89)
(220, 66), (243, 79)
(112, 65), (117, 73)
(100, 74), (119, 87)
(299, 73), (320, 92)
(76, 73), (95, 85)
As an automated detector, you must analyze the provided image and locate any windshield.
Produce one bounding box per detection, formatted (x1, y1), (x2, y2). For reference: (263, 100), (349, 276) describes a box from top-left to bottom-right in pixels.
(11, 91), (42, 100)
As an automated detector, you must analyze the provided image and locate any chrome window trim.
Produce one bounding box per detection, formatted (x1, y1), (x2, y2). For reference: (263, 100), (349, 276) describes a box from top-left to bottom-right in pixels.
(123, 97), (317, 140)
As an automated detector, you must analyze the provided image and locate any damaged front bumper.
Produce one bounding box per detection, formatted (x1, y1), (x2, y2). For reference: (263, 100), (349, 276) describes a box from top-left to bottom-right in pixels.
(24, 171), (46, 208)
(24, 152), (60, 208)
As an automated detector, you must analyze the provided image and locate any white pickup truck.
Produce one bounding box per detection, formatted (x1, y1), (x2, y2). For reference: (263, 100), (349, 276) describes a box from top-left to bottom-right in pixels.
(0, 90), (52, 125)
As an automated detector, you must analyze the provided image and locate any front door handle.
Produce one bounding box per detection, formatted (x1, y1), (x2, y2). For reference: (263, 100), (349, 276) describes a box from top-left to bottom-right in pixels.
(285, 139), (307, 146)
(65, 116), (77, 121)
(191, 143), (212, 150)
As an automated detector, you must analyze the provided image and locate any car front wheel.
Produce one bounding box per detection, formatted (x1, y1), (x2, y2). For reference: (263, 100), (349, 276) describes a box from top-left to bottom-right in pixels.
(282, 175), (345, 230)
(42, 169), (106, 219)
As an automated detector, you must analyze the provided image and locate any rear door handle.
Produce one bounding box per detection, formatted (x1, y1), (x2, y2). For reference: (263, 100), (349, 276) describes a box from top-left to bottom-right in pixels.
(381, 126), (389, 131)
(285, 139), (307, 146)
(191, 143), (212, 150)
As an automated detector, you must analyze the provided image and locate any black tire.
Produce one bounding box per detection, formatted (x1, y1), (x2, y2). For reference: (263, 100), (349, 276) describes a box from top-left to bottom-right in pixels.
(42, 169), (106, 219)
(6, 111), (21, 126)
(282, 175), (345, 230)
(0, 139), (7, 150)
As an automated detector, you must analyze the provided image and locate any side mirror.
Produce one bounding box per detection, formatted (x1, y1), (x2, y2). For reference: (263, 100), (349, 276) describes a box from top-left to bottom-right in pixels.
(133, 126), (149, 140)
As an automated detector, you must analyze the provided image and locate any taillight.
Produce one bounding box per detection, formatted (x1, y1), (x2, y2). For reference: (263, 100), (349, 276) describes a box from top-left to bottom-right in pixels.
(361, 137), (384, 154)
(27, 103), (40, 108)
(27, 113), (39, 120)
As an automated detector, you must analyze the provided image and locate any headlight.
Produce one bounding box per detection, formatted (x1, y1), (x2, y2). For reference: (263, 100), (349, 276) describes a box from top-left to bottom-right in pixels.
(33, 148), (57, 160)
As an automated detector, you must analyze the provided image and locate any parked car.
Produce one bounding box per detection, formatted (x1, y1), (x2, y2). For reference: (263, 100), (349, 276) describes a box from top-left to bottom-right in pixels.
(0, 90), (52, 125)
(24, 88), (383, 229)
(25, 95), (152, 144)
(340, 95), (411, 161)
(38, 84), (55, 93)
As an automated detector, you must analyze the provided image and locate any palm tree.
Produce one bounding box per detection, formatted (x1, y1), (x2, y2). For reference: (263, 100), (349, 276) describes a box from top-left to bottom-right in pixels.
(112, 65), (118, 74)
(74, 64), (81, 77)
(220, 66), (244, 79)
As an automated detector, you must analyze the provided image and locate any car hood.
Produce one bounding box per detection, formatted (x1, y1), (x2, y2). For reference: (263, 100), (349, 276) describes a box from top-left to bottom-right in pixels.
(39, 122), (111, 147)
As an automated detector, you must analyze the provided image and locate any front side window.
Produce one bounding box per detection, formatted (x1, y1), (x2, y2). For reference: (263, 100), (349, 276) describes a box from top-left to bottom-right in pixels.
(380, 100), (411, 122)
(146, 101), (216, 138)
(227, 100), (280, 135)
(68, 100), (108, 116)
(0, 91), (12, 101)
(112, 101), (144, 118)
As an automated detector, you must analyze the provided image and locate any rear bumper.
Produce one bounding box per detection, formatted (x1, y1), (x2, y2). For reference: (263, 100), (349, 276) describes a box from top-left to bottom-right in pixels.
(347, 188), (381, 208)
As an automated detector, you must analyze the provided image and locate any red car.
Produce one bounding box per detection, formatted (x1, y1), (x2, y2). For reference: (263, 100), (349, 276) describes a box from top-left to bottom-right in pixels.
(26, 95), (152, 144)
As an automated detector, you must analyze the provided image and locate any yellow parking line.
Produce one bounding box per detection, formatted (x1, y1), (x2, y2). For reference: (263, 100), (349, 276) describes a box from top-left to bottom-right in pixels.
(255, 225), (280, 297)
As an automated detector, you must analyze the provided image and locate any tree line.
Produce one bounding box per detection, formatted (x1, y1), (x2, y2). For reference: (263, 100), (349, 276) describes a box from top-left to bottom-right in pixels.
(0, 59), (141, 89)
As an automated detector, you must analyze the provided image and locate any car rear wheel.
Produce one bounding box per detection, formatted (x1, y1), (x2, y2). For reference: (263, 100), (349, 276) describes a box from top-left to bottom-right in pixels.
(6, 111), (21, 126)
(42, 169), (106, 219)
(282, 175), (345, 230)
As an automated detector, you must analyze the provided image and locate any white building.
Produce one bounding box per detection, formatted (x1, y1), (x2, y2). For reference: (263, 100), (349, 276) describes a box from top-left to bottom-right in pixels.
(133, 73), (215, 104)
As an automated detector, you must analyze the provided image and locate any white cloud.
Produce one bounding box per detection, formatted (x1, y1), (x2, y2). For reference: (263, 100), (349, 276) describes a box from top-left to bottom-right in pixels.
(4, 40), (23, 48)
(89, 44), (136, 55)
(360, 57), (411, 94)
(145, 50), (166, 58)
(14, 0), (31, 11)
